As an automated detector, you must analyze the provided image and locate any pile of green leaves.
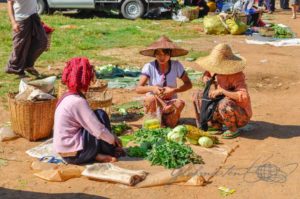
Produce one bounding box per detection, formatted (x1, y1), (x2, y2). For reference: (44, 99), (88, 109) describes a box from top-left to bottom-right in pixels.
(271, 24), (294, 38)
(127, 146), (148, 158)
(128, 128), (204, 169)
(133, 128), (171, 146)
(112, 122), (131, 136)
(146, 141), (204, 169)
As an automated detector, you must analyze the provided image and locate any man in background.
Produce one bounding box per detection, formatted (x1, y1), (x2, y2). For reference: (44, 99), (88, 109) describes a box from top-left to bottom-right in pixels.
(6, 0), (47, 78)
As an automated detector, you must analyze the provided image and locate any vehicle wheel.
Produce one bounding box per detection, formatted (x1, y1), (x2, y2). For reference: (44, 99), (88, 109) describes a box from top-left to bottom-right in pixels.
(37, 0), (47, 15)
(121, 0), (145, 20)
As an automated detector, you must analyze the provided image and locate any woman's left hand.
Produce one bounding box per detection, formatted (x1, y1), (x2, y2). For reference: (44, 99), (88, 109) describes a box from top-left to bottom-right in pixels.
(209, 88), (224, 99)
(113, 135), (122, 147)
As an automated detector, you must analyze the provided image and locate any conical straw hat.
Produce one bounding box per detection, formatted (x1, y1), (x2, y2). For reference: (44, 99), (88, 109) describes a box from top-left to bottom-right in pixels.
(140, 36), (188, 57)
(196, 43), (246, 75)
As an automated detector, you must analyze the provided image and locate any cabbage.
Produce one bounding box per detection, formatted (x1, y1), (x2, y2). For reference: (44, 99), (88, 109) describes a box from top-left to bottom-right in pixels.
(198, 136), (214, 148)
(167, 125), (187, 143)
(172, 125), (187, 134)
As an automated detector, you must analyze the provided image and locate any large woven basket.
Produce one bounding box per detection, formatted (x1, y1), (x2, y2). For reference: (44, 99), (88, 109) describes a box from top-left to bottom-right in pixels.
(7, 93), (57, 141)
(57, 79), (108, 98)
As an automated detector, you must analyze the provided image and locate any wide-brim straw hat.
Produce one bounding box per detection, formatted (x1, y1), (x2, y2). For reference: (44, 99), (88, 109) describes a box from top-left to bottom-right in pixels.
(140, 36), (188, 57)
(196, 43), (246, 75)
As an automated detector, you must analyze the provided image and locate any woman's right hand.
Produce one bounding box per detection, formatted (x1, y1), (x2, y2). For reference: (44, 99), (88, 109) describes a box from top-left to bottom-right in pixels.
(152, 86), (164, 95)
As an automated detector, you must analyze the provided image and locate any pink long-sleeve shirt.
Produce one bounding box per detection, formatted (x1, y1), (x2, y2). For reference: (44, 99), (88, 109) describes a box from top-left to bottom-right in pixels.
(53, 94), (115, 153)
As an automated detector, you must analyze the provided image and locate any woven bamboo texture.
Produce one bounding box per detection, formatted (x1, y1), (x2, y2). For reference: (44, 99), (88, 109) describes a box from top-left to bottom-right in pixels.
(7, 93), (57, 141)
(57, 80), (108, 98)
(87, 91), (112, 113)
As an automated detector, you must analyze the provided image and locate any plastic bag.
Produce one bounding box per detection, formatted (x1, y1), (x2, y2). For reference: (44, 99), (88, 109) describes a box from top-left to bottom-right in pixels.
(203, 15), (229, 35)
(143, 108), (161, 130)
(27, 76), (56, 93)
(82, 163), (147, 186)
(27, 89), (55, 101)
(0, 125), (18, 141)
(172, 10), (189, 22)
(16, 76), (56, 101)
(226, 18), (247, 35)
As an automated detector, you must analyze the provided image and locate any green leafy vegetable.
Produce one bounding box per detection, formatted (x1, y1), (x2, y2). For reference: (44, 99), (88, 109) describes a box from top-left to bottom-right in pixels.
(127, 146), (148, 158)
(133, 128), (171, 146)
(119, 134), (135, 147)
(112, 122), (131, 136)
(271, 24), (294, 38)
(146, 141), (204, 169)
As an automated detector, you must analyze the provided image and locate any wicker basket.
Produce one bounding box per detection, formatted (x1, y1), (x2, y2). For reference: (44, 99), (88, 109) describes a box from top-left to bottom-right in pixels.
(57, 80), (108, 98)
(7, 93), (57, 141)
(86, 91), (112, 115)
(181, 7), (200, 21)
(88, 80), (108, 92)
(45, 32), (52, 51)
(57, 82), (67, 98)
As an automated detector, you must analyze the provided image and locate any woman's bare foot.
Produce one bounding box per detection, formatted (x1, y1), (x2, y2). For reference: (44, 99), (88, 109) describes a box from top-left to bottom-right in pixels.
(95, 154), (117, 163)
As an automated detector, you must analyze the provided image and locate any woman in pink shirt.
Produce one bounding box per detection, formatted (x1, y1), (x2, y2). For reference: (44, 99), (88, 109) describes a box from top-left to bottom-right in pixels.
(196, 44), (252, 139)
(53, 57), (122, 164)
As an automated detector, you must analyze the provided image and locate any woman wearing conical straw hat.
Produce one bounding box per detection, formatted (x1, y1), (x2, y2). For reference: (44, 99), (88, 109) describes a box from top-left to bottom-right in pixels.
(136, 36), (193, 128)
(196, 43), (252, 139)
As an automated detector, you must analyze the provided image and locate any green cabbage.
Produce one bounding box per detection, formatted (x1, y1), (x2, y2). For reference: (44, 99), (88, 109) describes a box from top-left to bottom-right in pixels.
(167, 125), (187, 143)
(198, 136), (214, 148)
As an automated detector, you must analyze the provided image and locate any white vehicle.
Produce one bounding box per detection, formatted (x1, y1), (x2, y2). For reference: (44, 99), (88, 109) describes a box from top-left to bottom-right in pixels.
(37, 0), (175, 19)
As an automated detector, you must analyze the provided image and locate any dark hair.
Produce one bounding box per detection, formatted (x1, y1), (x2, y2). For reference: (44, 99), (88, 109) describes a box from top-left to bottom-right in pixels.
(154, 49), (172, 56)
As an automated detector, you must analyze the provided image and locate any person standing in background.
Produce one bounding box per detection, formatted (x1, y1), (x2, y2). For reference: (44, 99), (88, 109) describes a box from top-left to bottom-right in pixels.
(291, 0), (299, 18)
(280, 0), (290, 9)
(6, 0), (47, 78)
(265, 0), (275, 13)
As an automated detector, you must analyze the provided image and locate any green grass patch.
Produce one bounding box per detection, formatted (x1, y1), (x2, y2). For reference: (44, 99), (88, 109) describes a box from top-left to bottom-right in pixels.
(0, 10), (204, 102)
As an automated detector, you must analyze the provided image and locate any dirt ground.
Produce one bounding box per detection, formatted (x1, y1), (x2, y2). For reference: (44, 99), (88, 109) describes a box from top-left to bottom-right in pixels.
(1, 8), (300, 199)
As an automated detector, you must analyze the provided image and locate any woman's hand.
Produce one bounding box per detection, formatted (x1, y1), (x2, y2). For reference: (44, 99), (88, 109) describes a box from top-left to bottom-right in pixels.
(114, 136), (123, 148)
(209, 88), (224, 99)
(161, 87), (176, 99)
(152, 86), (164, 95)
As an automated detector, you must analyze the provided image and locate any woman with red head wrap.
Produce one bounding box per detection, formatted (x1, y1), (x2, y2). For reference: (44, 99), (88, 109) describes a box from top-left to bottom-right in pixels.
(53, 57), (123, 165)
(62, 57), (94, 93)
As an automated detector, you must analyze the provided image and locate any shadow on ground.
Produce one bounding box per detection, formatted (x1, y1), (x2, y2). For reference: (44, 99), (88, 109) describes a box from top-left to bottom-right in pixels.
(240, 120), (300, 140)
(0, 188), (107, 199)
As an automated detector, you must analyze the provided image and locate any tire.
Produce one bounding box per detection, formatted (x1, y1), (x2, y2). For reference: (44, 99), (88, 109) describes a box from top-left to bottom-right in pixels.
(37, 0), (47, 15)
(121, 0), (145, 20)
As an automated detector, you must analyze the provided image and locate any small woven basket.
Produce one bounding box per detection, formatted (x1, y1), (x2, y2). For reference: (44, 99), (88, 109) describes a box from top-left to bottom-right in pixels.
(88, 80), (108, 92)
(7, 93), (57, 141)
(57, 79), (108, 98)
(86, 90), (113, 115)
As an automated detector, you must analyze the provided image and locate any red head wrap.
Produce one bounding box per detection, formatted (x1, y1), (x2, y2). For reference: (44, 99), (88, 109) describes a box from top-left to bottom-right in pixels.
(62, 57), (94, 93)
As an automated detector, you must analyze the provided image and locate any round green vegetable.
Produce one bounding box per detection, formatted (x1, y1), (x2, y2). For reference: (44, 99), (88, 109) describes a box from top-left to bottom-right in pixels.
(198, 136), (214, 148)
